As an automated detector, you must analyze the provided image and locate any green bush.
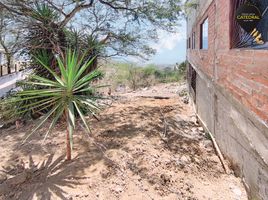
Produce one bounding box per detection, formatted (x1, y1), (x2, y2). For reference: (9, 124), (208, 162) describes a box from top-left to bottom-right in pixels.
(99, 61), (187, 91)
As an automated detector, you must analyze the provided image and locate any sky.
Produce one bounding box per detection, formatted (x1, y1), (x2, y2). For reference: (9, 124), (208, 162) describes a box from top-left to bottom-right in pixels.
(148, 20), (187, 65)
(125, 20), (187, 65)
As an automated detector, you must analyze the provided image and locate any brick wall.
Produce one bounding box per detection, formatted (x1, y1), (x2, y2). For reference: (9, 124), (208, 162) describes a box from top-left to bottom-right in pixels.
(187, 0), (268, 125)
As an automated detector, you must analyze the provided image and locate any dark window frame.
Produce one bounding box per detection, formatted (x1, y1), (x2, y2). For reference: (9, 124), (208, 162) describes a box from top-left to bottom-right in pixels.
(192, 32), (196, 49)
(188, 37), (191, 49)
(200, 17), (209, 50)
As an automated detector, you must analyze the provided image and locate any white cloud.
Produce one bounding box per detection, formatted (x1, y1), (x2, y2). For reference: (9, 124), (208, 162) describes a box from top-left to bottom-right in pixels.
(151, 26), (186, 53)
(117, 21), (187, 64)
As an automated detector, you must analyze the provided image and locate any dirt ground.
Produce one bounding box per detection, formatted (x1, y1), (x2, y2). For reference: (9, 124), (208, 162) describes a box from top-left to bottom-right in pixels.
(0, 83), (248, 200)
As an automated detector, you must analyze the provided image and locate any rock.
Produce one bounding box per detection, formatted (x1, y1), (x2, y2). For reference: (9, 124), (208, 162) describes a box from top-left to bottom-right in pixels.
(100, 169), (110, 179)
(193, 157), (201, 164)
(0, 173), (7, 184)
(182, 96), (189, 104)
(191, 127), (197, 133)
(144, 186), (149, 191)
(113, 185), (123, 193)
(142, 87), (148, 91)
(180, 155), (190, 164)
(203, 140), (213, 149)
(231, 187), (242, 197)
(198, 127), (204, 132)
(160, 174), (171, 185)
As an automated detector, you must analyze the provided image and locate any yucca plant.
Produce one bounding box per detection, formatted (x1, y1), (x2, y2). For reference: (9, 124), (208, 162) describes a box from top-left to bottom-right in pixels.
(3, 50), (103, 160)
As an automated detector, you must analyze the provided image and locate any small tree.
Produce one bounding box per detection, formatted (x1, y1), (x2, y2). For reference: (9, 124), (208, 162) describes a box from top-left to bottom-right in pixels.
(142, 65), (157, 87)
(128, 65), (142, 90)
(178, 61), (187, 80)
(3, 50), (102, 160)
(0, 8), (22, 73)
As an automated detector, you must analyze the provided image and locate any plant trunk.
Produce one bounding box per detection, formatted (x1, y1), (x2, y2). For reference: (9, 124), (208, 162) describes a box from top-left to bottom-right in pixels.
(0, 40), (12, 74)
(65, 110), (71, 160)
(6, 54), (11, 74)
(66, 126), (71, 160)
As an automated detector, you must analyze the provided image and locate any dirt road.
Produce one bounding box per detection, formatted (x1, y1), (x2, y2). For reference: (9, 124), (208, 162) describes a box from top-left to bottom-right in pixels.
(0, 83), (248, 200)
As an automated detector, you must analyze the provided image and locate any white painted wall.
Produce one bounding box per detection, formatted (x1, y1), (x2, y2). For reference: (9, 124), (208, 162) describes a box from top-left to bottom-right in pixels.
(0, 50), (3, 65)
(0, 70), (30, 97)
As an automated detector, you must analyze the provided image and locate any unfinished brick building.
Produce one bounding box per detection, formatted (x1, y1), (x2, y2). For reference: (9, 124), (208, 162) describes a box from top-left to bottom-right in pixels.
(186, 0), (268, 199)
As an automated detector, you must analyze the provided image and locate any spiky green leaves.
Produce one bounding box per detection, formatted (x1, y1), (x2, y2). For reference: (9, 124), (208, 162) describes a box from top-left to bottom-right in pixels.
(2, 50), (102, 151)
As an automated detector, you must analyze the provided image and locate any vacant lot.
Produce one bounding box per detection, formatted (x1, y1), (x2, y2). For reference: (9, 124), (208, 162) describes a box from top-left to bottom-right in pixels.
(0, 83), (247, 200)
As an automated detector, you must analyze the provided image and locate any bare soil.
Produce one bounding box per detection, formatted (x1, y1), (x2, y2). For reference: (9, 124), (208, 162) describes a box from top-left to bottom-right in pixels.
(0, 83), (248, 200)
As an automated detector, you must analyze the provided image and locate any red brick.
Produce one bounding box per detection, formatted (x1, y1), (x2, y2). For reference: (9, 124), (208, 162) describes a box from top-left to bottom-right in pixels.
(187, 0), (268, 123)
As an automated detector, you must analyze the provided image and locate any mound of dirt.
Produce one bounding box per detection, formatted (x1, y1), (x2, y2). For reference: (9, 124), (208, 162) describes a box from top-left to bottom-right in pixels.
(0, 83), (247, 200)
